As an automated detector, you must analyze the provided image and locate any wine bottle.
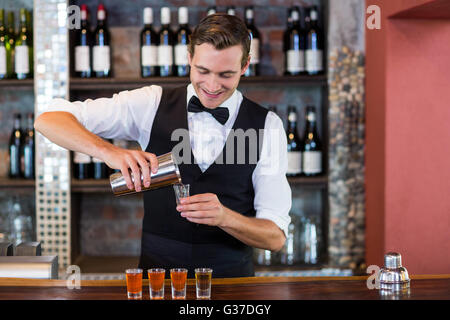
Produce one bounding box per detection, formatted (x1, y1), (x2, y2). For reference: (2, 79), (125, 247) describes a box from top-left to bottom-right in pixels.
(305, 6), (324, 75)
(226, 6), (236, 16)
(158, 7), (174, 77)
(284, 6), (305, 76)
(73, 152), (92, 180)
(174, 7), (190, 77)
(244, 6), (260, 77)
(140, 7), (158, 77)
(0, 9), (7, 79)
(9, 113), (23, 178)
(93, 4), (111, 78)
(286, 106), (303, 177)
(302, 106), (322, 176)
(15, 8), (32, 80)
(74, 4), (92, 78)
(22, 113), (35, 179)
(5, 12), (15, 79)
(206, 6), (217, 16)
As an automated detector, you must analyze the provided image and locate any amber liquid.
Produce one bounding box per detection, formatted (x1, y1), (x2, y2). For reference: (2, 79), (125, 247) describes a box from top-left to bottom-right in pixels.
(171, 269), (187, 299)
(149, 271), (165, 291)
(126, 272), (142, 298)
(195, 272), (212, 299)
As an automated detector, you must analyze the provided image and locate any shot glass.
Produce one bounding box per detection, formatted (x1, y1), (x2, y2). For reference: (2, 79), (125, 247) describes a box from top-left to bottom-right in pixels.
(170, 268), (188, 300)
(195, 268), (213, 299)
(173, 184), (190, 204)
(125, 268), (143, 299)
(148, 268), (166, 300)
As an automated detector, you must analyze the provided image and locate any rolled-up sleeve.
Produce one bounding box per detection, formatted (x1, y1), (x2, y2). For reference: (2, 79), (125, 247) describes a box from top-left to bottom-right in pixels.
(46, 85), (162, 150)
(252, 111), (292, 237)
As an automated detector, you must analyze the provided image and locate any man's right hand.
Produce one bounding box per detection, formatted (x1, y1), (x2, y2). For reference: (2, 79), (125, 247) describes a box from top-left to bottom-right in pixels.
(102, 144), (158, 192)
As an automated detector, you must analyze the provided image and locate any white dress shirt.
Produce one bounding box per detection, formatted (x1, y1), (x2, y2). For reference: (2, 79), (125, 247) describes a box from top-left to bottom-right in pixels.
(48, 84), (292, 236)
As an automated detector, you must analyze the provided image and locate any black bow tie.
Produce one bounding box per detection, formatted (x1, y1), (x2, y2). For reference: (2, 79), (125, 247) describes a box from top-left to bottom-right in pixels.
(187, 96), (230, 125)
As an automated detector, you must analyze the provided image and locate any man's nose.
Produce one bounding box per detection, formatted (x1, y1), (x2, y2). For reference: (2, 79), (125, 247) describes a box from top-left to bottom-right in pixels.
(205, 75), (221, 93)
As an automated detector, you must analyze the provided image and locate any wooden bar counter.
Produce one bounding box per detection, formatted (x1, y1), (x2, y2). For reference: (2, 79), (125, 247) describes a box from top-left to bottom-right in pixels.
(0, 275), (449, 300)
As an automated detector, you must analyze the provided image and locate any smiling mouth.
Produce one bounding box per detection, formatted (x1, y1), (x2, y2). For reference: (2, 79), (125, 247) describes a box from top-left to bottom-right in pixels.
(202, 88), (222, 99)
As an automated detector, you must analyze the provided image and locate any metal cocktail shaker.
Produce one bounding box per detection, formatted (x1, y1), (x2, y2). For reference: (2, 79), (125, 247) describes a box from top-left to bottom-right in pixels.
(110, 152), (181, 196)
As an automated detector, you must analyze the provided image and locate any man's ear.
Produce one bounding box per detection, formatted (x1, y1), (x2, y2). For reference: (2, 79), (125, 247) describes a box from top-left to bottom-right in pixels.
(188, 52), (192, 66)
(241, 56), (251, 75)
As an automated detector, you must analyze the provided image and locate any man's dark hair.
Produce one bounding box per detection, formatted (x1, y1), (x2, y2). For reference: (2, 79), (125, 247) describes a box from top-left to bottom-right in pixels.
(188, 13), (251, 69)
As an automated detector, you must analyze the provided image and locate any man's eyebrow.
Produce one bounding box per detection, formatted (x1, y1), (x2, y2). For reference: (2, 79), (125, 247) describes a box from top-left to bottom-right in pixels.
(194, 65), (237, 74)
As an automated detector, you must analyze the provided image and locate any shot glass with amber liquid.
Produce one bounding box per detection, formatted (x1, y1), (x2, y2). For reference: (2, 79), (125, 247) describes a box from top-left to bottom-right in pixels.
(125, 268), (143, 299)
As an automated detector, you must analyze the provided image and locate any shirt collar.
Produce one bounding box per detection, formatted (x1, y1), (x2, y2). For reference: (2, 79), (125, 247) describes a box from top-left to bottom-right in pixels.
(186, 83), (239, 125)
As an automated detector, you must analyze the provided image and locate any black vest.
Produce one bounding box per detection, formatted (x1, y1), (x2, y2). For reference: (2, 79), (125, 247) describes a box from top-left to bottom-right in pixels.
(140, 86), (268, 277)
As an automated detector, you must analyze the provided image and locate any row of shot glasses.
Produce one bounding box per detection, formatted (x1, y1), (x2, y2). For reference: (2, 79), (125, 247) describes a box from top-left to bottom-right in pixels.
(125, 267), (213, 300)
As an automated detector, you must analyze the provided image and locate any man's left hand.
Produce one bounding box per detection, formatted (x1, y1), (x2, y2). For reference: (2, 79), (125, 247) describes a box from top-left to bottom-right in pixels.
(176, 193), (227, 227)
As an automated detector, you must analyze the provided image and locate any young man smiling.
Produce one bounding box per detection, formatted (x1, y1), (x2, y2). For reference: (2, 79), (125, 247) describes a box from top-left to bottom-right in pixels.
(35, 13), (291, 278)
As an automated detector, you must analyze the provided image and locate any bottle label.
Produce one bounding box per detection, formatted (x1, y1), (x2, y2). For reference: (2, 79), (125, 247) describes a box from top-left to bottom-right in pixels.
(0, 46), (6, 74)
(249, 38), (259, 64)
(158, 45), (173, 66)
(75, 46), (90, 72)
(287, 50), (305, 73)
(174, 44), (188, 66)
(303, 151), (322, 174)
(287, 151), (302, 175)
(306, 50), (323, 72)
(15, 45), (29, 74)
(141, 45), (158, 66)
(74, 152), (92, 164)
(93, 45), (110, 71)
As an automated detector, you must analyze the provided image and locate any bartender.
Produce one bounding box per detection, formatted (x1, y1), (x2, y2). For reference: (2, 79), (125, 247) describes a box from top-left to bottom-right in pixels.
(35, 13), (291, 278)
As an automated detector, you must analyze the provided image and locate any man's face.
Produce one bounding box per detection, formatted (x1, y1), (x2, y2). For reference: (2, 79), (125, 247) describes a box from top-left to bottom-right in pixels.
(188, 43), (250, 109)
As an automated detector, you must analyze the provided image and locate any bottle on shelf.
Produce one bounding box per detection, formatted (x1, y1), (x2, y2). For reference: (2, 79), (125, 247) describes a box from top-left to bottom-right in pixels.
(0, 9), (7, 79)
(280, 220), (296, 265)
(302, 106), (322, 176)
(226, 6), (236, 16)
(286, 106), (303, 177)
(15, 8), (32, 80)
(92, 157), (108, 180)
(5, 11), (15, 79)
(174, 7), (190, 77)
(93, 4), (111, 78)
(140, 7), (158, 78)
(73, 152), (93, 180)
(158, 7), (174, 77)
(305, 6), (324, 75)
(9, 113), (24, 178)
(74, 4), (92, 78)
(244, 6), (260, 77)
(302, 216), (319, 264)
(255, 248), (272, 266)
(22, 113), (35, 180)
(206, 6), (217, 16)
(284, 6), (306, 76)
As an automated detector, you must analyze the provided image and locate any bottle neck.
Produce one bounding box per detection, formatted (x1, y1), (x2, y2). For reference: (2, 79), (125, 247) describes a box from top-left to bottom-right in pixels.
(287, 112), (298, 131)
(27, 116), (34, 131)
(0, 10), (5, 30)
(305, 112), (317, 133)
(97, 10), (106, 27)
(14, 118), (21, 130)
(245, 9), (254, 25)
